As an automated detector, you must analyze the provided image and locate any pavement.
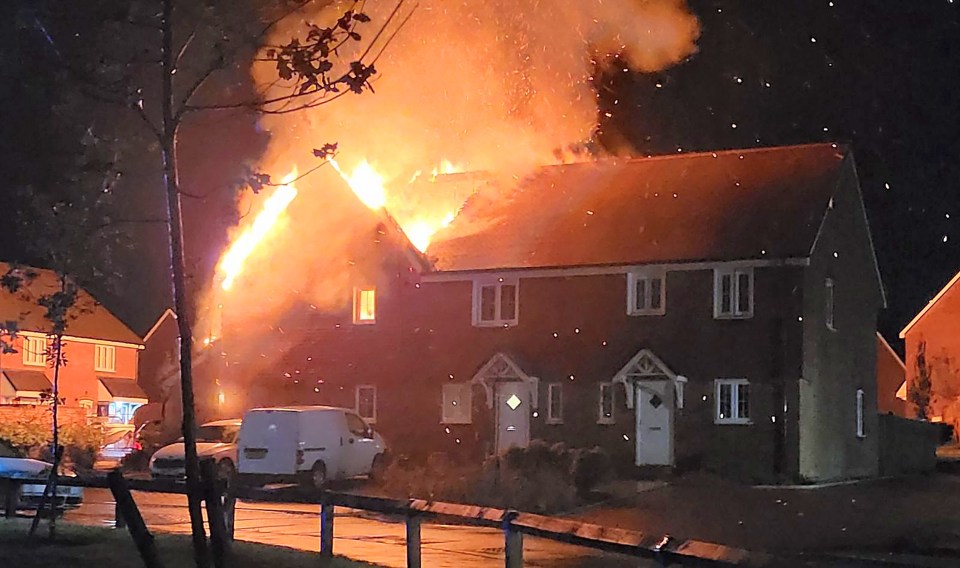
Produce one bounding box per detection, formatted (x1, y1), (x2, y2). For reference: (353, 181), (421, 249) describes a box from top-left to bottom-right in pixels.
(65, 489), (647, 567)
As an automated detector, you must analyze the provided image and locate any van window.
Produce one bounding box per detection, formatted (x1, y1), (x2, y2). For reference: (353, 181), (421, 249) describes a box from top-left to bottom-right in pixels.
(345, 413), (369, 437)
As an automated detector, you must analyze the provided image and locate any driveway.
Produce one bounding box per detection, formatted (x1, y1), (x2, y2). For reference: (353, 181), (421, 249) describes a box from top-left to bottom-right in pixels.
(574, 473), (960, 563)
(66, 489), (643, 567)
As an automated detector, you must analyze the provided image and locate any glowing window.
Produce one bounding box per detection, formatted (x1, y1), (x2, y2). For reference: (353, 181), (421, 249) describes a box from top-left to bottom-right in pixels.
(353, 287), (376, 324)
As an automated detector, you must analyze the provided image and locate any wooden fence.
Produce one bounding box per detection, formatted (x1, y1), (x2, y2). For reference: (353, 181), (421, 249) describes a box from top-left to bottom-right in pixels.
(3, 474), (772, 567)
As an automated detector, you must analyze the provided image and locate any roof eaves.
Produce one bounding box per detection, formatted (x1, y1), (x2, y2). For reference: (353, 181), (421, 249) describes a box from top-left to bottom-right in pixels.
(143, 308), (177, 343)
(899, 269), (960, 338)
(877, 331), (906, 371)
(846, 153), (888, 308)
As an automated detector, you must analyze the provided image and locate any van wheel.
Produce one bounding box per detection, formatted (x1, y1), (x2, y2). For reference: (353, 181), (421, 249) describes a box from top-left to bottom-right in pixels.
(369, 454), (387, 483)
(303, 461), (327, 489)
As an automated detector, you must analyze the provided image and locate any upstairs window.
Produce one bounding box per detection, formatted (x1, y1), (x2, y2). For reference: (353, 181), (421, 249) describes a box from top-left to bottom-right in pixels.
(22, 336), (47, 367)
(473, 278), (519, 327)
(95, 344), (116, 372)
(353, 286), (377, 324)
(825, 278), (836, 331)
(546, 383), (563, 424)
(715, 379), (750, 424)
(598, 383), (615, 424)
(856, 388), (865, 438)
(627, 270), (666, 316)
(715, 267), (753, 319)
(356, 385), (377, 423)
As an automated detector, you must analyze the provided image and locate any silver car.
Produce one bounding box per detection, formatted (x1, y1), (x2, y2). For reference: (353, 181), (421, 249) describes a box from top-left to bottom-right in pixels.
(149, 419), (241, 482)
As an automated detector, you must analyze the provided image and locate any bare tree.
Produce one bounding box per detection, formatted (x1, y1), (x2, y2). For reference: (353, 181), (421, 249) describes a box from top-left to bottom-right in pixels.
(19, 1), (410, 565)
(910, 339), (933, 420)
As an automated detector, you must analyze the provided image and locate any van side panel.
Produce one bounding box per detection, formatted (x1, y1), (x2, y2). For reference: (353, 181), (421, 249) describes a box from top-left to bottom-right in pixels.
(238, 410), (300, 475)
(298, 410), (344, 477)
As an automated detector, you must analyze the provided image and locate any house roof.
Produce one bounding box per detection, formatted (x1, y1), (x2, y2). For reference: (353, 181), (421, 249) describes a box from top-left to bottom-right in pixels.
(1, 370), (52, 392)
(877, 332), (906, 371)
(98, 377), (149, 400)
(426, 144), (849, 272)
(899, 270), (960, 339)
(0, 263), (142, 346)
(143, 308), (177, 344)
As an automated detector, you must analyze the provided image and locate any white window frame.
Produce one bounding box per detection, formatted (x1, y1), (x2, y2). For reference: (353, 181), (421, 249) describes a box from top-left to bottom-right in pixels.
(714, 267), (754, 319)
(441, 383), (473, 424)
(825, 278), (836, 331)
(355, 385), (377, 424)
(94, 344), (117, 373)
(22, 336), (47, 367)
(856, 388), (865, 438)
(352, 286), (377, 325)
(627, 269), (666, 316)
(472, 276), (519, 327)
(715, 379), (751, 425)
(598, 382), (615, 424)
(546, 383), (563, 424)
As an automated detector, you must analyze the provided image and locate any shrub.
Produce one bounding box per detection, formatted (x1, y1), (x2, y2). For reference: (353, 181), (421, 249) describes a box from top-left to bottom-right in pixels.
(571, 446), (612, 495)
(0, 410), (102, 473)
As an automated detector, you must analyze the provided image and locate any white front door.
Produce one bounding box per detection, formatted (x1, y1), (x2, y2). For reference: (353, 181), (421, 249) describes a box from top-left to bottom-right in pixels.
(495, 382), (530, 453)
(635, 380), (673, 466)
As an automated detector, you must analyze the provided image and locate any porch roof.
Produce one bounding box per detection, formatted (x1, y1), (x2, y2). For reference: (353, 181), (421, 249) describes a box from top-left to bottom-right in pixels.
(98, 377), (148, 400)
(1, 370), (52, 392)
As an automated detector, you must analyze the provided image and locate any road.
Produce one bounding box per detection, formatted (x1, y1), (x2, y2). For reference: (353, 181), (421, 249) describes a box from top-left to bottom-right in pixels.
(66, 489), (642, 567)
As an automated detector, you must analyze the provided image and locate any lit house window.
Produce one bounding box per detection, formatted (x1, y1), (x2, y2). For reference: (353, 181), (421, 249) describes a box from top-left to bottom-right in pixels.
(825, 278), (836, 331)
(627, 270), (665, 315)
(715, 379), (750, 424)
(472, 277), (519, 327)
(715, 267), (754, 319)
(94, 344), (117, 372)
(22, 336), (47, 366)
(547, 383), (563, 424)
(353, 286), (377, 324)
(356, 385), (377, 423)
(856, 388), (865, 438)
(598, 383), (615, 424)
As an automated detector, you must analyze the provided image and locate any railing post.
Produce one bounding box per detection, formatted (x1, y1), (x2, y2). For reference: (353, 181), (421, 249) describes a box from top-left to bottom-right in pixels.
(405, 512), (421, 568)
(114, 500), (127, 529)
(503, 510), (522, 568)
(3, 480), (19, 519)
(320, 494), (334, 558)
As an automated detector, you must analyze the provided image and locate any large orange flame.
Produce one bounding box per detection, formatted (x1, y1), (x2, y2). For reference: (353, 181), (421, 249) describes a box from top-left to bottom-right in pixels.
(328, 158), (387, 210)
(217, 169), (299, 291)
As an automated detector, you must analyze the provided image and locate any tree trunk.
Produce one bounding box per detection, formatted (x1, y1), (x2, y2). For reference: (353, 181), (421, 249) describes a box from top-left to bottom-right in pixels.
(49, 334), (62, 538)
(160, 1), (209, 566)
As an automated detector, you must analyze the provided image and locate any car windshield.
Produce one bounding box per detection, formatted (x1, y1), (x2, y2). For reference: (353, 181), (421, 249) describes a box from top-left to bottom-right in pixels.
(194, 425), (239, 443)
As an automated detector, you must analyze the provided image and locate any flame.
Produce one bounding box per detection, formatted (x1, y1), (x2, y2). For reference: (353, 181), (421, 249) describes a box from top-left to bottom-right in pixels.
(329, 158), (387, 210)
(218, 170), (299, 291)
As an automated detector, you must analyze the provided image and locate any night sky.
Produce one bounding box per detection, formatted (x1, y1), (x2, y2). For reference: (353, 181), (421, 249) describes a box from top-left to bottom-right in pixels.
(1, 1), (958, 349)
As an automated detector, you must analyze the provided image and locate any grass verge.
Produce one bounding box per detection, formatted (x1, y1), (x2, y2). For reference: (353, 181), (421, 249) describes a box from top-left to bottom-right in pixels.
(0, 519), (379, 568)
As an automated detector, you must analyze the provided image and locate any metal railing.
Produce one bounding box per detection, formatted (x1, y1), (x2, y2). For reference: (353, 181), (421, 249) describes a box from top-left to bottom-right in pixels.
(2, 473), (772, 567)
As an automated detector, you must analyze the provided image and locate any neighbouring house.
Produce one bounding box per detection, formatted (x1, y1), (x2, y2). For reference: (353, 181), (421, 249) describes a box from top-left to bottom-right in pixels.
(899, 269), (960, 429)
(137, 307), (227, 438)
(216, 143), (886, 484)
(0, 263), (146, 423)
(877, 332), (908, 417)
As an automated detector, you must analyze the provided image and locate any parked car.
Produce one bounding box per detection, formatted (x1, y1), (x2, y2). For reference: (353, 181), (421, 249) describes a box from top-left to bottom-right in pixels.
(98, 423), (139, 463)
(0, 443), (83, 509)
(149, 418), (241, 482)
(237, 406), (387, 488)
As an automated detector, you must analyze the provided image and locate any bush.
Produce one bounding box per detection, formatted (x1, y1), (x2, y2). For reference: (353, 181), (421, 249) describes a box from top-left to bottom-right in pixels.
(571, 446), (612, 495)
(0, 410), (102, 474)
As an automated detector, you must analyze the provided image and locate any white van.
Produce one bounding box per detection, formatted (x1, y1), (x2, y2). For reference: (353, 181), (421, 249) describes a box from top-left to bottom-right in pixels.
(237, 406), (386, 488)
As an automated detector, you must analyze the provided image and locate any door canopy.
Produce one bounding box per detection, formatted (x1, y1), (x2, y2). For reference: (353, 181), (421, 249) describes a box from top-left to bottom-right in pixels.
(612, 349), (685, 409)
(470, 352), (539, 409)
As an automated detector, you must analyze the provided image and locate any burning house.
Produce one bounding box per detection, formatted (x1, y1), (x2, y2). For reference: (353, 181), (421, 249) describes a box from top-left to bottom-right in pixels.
(205, 142), (884, 484)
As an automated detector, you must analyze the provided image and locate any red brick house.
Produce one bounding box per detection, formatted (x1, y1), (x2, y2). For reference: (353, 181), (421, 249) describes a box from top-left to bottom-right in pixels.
(215, 143), (885, 484)
(0, 263), (146, 423)
(899, 270), (960, 426)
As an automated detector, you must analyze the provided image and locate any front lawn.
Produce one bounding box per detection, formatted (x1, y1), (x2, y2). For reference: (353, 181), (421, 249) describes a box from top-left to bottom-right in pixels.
(0, 519), (379, 568)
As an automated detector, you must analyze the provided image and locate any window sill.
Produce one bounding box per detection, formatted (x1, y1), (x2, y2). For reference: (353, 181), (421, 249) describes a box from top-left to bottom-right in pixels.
(22, 362), (46, 367)
(545, 419), (564, 425)
(713, 314), (753, 321)
(352, 320), (377, 326)
(715, 419), (752, 426)
(627, 310), (666, 317)
(473, 321), (518, 328)
(856, 434), (866, 440)
(95, 369), (117, 374)
(597, 419), (616, 426)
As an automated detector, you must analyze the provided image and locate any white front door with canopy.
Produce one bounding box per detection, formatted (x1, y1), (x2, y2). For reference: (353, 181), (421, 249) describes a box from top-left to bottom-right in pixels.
(612, 349), (685, 467)
(470, 352), (538, 454)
